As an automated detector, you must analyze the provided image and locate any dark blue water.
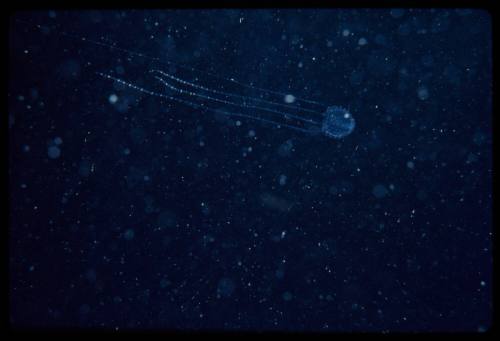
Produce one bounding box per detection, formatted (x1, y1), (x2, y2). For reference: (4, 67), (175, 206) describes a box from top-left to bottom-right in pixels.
(8, 9), (492, 332)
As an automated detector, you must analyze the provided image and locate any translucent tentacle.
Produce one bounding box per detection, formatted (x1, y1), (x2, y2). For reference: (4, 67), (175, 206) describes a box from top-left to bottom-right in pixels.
(152, 74), (320, 125)
(150, 69), (323, 115)
(56, 27), (328, 108)
(96, 72), (320, 134)
(17, 19), (330, 109)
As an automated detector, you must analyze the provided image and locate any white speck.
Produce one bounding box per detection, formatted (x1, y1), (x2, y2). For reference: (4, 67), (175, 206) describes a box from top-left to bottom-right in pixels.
(480, 281), (486, 287)
(53, 136), (63, 145)
(407, 161), (415, 169)
(48, 146), (61, 159)
(123, 148), (131, 155)
(109, 94), (118, 104)
(342, 29), (350, 37)
(358, 37), (368, 46)
(248, 130), (256, 137)
(235, 120), (242, 126)
(284, 94), (296, 104)
(23, 145), (30, 152)
(298, 62), (303, 68)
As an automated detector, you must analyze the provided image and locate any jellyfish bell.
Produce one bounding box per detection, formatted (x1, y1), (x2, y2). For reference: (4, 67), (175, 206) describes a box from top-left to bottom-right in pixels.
(321, 106), (356, 139)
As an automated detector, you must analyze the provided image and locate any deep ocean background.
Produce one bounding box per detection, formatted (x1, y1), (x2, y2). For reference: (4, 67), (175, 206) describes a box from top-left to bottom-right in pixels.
(8, 9), (492, 331)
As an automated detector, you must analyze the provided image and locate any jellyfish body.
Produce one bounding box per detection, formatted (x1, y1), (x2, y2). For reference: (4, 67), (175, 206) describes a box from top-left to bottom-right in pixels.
(321, 106), (356, 139)
(98, 68), (355, 139)
(20, 21), (355, 139)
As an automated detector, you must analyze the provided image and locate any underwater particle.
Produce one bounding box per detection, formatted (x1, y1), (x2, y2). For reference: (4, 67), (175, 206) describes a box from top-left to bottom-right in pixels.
(109, 94), (118, 104)
(48, 146), (61, 159)
(282, 291), (293, 301)
(390, 8), (405, 18)
(278, 174), (287, 186)
(78, 160), (92, 177)
(284, 94), (296, 103)
(123, 228), (135, 240)
(157, 211), (176, 229)
(372, 184), (389, 198)
(160, 278), (171, 288)
(217, 277), (235, 298)
(79, 304), (90, 315)
(417, 86), (429, 100)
